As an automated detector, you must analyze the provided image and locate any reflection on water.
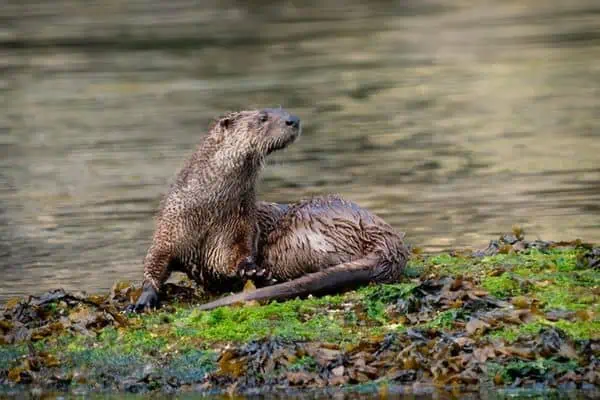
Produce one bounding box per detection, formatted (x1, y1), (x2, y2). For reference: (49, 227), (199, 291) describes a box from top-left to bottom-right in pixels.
(1, 0), (599, 299)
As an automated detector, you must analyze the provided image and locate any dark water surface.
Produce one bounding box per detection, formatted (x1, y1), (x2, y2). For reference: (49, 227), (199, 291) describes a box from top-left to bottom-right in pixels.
(1, 0), (599, 300)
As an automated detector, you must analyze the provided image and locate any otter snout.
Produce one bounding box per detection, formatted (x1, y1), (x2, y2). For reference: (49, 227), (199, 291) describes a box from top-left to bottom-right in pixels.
(263, 108), (300, 128)
(257, 108), (302, 155)
(285, 115), (300, 129)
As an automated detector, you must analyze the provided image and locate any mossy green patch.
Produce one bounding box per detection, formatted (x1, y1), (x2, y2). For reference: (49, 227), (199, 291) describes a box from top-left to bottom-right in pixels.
(552, 320), (600, 340)
(402, 260), (425, 278)
(413, 252), (474, 276)
(65, 347), (148, 377)
(423, 309), (463, 330)
(289, 355), (318, 372)
(177, 297), (350, 343)
(486, 358), (579, 384)
(488, 322), (546, 343)
(481, 273), (525, 298)
(164, 349), (217, 383)
(536, 285), (596, 312)
(416, 246), (599, 342)
(480, 248), (575, 271)
(120, 329), (169, 355)
(358, 283), (416, 324)
(432, 248), (600, 314)
(0, 345), (26, 369)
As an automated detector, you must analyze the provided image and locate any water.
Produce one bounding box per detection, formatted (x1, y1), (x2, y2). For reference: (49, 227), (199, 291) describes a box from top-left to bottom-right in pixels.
(1, 0), (599, 300)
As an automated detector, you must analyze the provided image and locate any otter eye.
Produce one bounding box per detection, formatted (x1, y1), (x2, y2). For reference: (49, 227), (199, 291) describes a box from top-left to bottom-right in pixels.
(259, 113), (269, 123)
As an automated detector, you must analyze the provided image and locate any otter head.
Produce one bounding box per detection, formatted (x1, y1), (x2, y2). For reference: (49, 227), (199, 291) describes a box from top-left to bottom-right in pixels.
(213, 108), (301, 158)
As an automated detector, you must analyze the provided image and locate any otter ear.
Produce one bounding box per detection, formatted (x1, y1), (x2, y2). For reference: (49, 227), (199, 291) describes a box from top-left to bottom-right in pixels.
(219, 117), (232, 129)
(211, 111), (240, 131)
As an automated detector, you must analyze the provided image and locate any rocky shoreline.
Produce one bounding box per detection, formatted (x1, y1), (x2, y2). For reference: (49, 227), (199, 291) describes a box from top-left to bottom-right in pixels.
(0, 233), (599, 398)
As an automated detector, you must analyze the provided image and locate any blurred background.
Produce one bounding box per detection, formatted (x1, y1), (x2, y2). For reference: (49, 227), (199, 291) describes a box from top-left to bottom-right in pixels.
(1, 0), (599, 300)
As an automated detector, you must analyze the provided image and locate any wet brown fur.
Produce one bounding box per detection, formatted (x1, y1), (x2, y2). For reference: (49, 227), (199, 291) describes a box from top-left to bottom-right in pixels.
(132, 108), (409, 312)
(198, 196), (409, 310)
(140, 109), (300, 297)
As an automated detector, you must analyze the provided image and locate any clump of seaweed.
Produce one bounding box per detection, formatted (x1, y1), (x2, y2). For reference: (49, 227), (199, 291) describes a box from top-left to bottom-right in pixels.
(0, 234), (598, 397)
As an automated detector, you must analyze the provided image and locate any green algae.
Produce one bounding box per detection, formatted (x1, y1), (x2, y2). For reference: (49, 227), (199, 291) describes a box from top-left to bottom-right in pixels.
(488, 322), (546, 343)
(488, 318), (600, 343)
(357, 283), (416, 324)
(0, 346), (26, 369)
(423, 309), (464, 330)
(120, 329), (169, 355)
(486, 358), (580, 385)
(164, 349), (217, 384)
(473, 248), (598, 314)
(481, 273), (524, 298)
(67, 347), (148, 376)
(3, 246), (596, 351)
(34, 246), (600, 349)
(553, 320), (600, 340)
(409, 246), (599, 341)
(176, 296), (349, 343)
(287, 356), (319, 375)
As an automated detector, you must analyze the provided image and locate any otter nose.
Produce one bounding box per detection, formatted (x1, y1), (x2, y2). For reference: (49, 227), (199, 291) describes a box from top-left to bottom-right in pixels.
(285, 115), (300, 129)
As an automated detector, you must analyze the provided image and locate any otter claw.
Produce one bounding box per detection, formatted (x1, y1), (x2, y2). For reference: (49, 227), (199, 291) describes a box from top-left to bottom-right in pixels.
(237, 258), (259, 278)
(125, 282), (159, 314)
(236, 258), (276, 287)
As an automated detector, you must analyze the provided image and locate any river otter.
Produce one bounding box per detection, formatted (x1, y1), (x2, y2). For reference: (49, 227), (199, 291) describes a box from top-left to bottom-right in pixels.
(129, 108), (409, 312)
(129, 108), (301, 312)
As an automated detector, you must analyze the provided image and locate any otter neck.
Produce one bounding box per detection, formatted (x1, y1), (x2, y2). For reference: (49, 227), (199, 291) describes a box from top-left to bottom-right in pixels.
(199, 147), (264, 205)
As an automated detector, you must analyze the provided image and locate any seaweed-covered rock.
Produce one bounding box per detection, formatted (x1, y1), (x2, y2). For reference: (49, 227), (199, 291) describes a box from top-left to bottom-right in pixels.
(0, 234), (598, 397)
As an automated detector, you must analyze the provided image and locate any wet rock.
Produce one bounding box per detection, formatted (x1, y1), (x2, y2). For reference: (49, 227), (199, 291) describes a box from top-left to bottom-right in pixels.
(581, 340), (600, 360)
(141, 364), (159, 381)
(9, 325), (32, 343)
(473, 240), (501, 257)
(286, 371), (314, 385)
(312, 347), (342, 366)
(6, 302), (41, 326)
(388, 369), (417, 383)
(34, 289), (69, 306)
(545, 309), (576, 322)
(465, 317), (490, 336)
(500, 234), (519, 245)
(528, 240), (552, 251)
(405, 329), (430, 343)
(474, 232), (555, 256)
(536, 328), (562, 357)
(331, 365), (344, 377)
(121, 377), (148, 393)
(579, 247), (600, 269)
(394, 296), (421, 314)
(328, 375), (348, 385)
(46, 373), (72, 391)
(511, 241), (527, 252)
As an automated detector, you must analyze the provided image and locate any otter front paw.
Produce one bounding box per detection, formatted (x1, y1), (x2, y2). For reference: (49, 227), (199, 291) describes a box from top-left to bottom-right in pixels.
(237, 257), (261, 278)
(125, 282), (159, 313)
(237, 257), (273, 286)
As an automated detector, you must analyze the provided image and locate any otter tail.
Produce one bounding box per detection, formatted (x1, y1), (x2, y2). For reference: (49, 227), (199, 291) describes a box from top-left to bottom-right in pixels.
(197, 256), (383, 311)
